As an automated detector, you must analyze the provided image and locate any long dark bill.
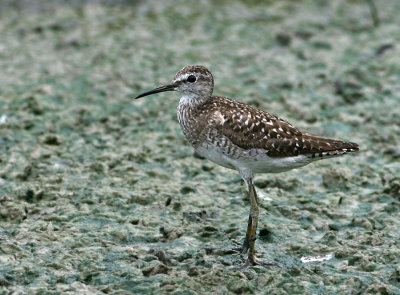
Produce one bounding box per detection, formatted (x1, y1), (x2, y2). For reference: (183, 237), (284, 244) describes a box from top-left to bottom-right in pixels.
(134, 84), (175, 99)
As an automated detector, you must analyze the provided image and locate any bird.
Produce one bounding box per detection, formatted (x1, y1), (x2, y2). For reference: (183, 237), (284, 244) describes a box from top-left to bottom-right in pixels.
(134, 65), (359, 267)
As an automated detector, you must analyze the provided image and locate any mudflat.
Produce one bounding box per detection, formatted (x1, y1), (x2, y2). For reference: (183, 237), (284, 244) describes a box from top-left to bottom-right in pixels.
(0, 1), (399, 294)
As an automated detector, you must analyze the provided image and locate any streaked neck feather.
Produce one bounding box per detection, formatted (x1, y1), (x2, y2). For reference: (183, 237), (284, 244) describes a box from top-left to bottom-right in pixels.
(179, 93), (209, 107)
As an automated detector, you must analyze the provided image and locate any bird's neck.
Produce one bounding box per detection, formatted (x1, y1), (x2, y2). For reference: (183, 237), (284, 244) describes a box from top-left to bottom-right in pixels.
(177, 94), (211, 147)
(178, 93), (210, 108)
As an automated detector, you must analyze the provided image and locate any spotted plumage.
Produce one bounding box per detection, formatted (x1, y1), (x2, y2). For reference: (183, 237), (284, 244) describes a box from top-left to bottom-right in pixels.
(192, 95), (358, 159)
(135, 65), (359, 266)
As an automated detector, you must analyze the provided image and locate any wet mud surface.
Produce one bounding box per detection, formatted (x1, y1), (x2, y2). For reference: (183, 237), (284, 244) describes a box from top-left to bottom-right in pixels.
(0, 0), (399, 294)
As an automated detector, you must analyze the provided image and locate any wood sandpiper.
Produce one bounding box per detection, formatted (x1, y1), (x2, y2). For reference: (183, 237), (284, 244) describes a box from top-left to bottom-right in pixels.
(135, 65), (359, 267)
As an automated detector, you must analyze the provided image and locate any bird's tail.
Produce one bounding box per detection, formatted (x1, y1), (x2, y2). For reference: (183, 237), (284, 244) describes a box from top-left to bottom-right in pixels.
(300, 133), (359, 159)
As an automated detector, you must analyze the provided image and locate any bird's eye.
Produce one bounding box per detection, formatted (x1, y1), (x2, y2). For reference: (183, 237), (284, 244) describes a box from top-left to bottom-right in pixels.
(187, 75), (196, 83)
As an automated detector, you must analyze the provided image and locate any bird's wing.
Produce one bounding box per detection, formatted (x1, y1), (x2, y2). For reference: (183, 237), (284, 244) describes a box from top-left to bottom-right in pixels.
(207, 96), (358, 158)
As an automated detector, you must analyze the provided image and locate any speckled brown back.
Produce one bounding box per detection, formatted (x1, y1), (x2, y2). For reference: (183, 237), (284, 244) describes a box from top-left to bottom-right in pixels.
(197, 96), (359, 158)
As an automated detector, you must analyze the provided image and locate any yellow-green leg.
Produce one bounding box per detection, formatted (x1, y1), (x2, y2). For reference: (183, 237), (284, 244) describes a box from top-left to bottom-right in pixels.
(240, 176), (259, 266)
(247, 181), (259, 265)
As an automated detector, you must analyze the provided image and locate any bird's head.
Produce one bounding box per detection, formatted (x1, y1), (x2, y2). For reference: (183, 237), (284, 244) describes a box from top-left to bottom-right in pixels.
(135, 65), (214, 100)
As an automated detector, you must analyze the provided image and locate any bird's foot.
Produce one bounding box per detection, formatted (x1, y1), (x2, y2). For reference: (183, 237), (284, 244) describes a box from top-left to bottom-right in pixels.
(240, 259), (257, 270)
(228, 258), (257, 271)
(233, 259), (283, 271)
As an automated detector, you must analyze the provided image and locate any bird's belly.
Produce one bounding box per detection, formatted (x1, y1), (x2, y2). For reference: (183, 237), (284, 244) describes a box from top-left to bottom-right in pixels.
(195, 142), (312, 173)
(195, 144), (236, 170)
(237, 153), (312, 173)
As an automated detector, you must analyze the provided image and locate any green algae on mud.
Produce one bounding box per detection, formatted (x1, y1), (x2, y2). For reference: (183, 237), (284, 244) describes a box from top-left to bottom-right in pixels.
(1, 0), (400, 294)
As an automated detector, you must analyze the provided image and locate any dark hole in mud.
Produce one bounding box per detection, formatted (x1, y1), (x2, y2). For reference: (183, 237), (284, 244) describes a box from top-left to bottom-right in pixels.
(259, 227), (273, 242)
(180, 186), (196, 194)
